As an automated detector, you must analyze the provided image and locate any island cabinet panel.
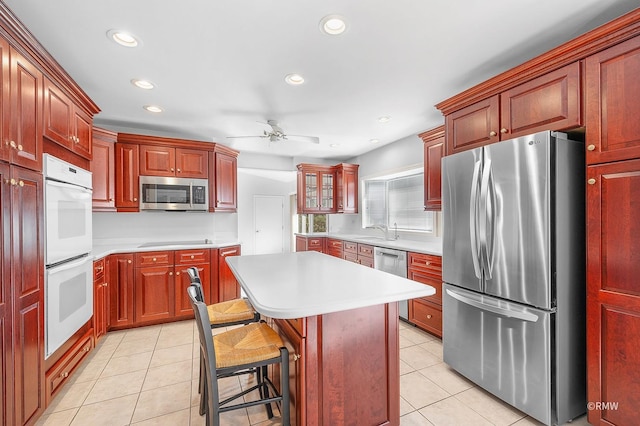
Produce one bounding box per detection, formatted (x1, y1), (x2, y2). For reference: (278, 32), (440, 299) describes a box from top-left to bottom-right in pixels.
(420, 126), (444, 211)
(585, 35), (640, 165)
(91, 128), (116, 211)
(109, 254), (135, 329)
(445, 62), (581, 155)
(586, 158), (640, 426)
(134, 251), (175, 324)
(218, 245), (241, 302)
(270, 303), (400, 426)
(408, 252), (443, 337)
(114, 143), (139, 211)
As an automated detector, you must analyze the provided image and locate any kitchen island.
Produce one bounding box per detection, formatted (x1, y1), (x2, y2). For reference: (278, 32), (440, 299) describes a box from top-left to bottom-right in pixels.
(226, 251), (435, 426)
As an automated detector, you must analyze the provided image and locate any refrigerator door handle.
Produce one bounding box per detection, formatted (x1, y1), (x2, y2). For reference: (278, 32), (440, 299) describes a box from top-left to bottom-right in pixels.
(469, 160), (482, 279)
(479, 158), (493, 279)
(445, 288), (539, 322)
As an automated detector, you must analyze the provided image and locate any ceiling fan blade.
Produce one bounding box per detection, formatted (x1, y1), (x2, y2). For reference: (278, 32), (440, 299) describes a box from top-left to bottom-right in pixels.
(226, 135), (268, 139)
(266, 120), (284, 134)
(287, 134), (320, 144)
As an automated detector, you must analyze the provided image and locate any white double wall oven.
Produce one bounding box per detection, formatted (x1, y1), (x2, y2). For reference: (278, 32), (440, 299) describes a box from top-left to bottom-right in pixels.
(43, 154), (93, 358)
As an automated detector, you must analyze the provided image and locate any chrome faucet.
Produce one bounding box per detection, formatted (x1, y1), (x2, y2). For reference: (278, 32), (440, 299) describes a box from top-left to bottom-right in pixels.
(366, 224), (399, 241)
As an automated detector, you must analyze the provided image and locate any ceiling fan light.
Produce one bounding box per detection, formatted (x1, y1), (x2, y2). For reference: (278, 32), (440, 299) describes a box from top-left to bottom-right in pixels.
(320, 15), (347, 35)
(107, 29), (140, 48)
(285, 73), (305, 85)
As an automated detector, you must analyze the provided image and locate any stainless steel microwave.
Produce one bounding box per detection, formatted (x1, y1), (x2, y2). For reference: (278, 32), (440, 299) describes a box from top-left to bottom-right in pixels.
(140, 175), (209, 211)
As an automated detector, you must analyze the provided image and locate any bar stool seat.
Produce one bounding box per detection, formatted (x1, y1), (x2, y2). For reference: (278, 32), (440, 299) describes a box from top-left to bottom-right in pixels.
(214, 322), (283, 368)
(207, 298), (257, 327)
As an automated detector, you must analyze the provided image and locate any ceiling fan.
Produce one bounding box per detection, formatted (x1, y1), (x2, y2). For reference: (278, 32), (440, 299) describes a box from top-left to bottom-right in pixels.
(227, 120), (320, 144)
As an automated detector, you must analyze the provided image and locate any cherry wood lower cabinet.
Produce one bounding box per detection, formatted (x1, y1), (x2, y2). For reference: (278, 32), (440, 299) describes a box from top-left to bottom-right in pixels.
(218, 245), (241, 302)
(295, 235), (325, 253)
(109, 253), (135, 329)
(343, 241), (374, 268)
(408, 252), (443, 337)
(270, 303), (400, 425)
(175, 249), (211, 318)
(93, 258), (109, 341)
(44, 331), (93, 406)
(586, 158), (640, 426)
(325, 238), (343, 258)
(134, 251), (175, 325)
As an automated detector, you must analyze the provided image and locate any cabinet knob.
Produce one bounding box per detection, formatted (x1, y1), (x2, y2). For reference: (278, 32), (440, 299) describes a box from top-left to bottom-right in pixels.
(9, 140), (16, 149)
(177, 168), (181, 173)
(176, 271), (180, 276)
(103, 283), (108, 287)
(128, 259), (132, 264)
(17, 144), (23, 151)
(587, 144), (596, 151)
(489, 131), (497, 137)
(425, 261), (430, 266)
(169, 271), (173, 276)
(427, 314), (432, 319)
(293, 354), (301, 362)
(588, 178), (596, 185)
(152, 257), (157, 262)
(133, 198), (138, 201)
(171, 168), (175, 172)
(190, 255), (195, 259)
(500, 128), (508, 134)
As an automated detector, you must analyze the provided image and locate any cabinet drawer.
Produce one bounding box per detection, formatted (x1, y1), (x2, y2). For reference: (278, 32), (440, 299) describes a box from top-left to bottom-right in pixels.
(408, 270), (442, 305)
(46, 333), (93, 404)
(93, 258), (106, 281)
(285, 317), (306, 338)
(327, 247), (343, 258)
(410, 300), (442, 337)
(307, 238), (324, 249)
(343, 241), (357, 253)
(358, 243), (374, 257)
(408, 252), (442, 277)
(175, 249), (210, 265)
(135, 251), (173, 267)
(327, 238), (343, 250)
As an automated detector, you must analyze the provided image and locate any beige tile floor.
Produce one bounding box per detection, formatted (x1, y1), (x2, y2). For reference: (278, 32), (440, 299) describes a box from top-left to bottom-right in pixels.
(36, 320), (590, 426)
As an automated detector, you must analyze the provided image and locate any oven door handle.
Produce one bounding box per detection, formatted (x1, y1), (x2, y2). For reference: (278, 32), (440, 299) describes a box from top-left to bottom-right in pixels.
(46, 179), (92, 195)
(47, 256), (91, 274)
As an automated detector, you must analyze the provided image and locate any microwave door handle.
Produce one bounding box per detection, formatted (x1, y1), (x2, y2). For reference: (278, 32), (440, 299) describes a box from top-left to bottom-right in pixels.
(445, 288), (539, 322)
(469, 160), (482, 279)
(189, 182), (193, 208)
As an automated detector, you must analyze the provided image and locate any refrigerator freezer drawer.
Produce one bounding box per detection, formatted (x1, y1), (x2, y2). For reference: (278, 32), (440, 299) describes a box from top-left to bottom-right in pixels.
(443, 284), (553, 425)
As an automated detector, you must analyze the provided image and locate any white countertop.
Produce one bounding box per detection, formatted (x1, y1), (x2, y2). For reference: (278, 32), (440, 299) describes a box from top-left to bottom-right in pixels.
(296, 232), (443, 256)
(91, 239), (241, 260)
(226, 251), (435, 319)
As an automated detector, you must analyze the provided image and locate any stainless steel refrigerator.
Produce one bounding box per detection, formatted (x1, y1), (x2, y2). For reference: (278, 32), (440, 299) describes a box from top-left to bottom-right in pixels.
(441, 131), (586, 425)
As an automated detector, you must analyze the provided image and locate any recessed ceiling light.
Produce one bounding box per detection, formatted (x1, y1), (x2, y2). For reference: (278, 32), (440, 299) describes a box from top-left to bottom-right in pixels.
(107, 29), (140, 48)
(330, 143), (341, 148)
(143, 105), (163, 113)
(370, 139), (380, 144)
(320, 15), (347, 35)
(131, 79), (155, 90)
(285, 73), (305, 85)
(377, 116), (392, 123)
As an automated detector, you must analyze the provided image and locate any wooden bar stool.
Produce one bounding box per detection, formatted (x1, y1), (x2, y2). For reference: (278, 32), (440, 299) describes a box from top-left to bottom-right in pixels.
(188, 285), (290, 426)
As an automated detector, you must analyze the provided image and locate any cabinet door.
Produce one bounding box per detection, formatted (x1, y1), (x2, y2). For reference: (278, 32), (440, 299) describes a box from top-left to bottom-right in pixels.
(175, 148), (208, 178)
(175, 263), (210, 318)
(73, 108), (92, 159)
(212, 151), (237, 211)
(445, 95), (499, 155)
(43, 78), (73, 149)
(303, 171), (319, 211)
(319, 171), (334, 212)
(273, 319), (306, 426)
(91, 128), (116, 211)
(9, 47), (42, 172)
(109, 254), (134, 328)
(585, 36), (640, 165)
(218, 246), (241, 302)
(93, 260), (107, 341)
(135, 266), (174, 324)
(10, 167), (44, 425)
(0, 38), (9, 164)
(0, 164), (12, 426)
(139, 145), (175, 176)
(500, 62), (581, 139)
(423, 134), (444, 210)
(586, 159), (640, 426)
(409, 299), (442, 338)
(115, 143), (139, 211)
(336, 165), (358, 214)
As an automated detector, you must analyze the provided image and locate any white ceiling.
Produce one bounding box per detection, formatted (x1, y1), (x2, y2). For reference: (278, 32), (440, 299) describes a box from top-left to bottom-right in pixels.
(4, 0), (638, 161)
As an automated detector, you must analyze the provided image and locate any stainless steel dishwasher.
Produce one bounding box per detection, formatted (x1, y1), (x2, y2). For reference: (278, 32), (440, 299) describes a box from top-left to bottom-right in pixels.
(374, 247), (409, 320)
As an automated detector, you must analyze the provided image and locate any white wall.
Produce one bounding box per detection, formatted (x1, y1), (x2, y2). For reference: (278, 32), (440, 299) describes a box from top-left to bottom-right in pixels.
(236, 168), (297, 255)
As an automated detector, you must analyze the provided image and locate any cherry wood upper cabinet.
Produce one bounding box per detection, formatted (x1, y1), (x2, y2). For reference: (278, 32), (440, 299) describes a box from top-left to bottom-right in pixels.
(139, 145), (208, 178)
(335, 163), (359, 214)
(0, 163), (12, 426)
(114, 143), (139, 212)
(419, 126), (444, 211)
(8, 47), (42, 172)
(585, 36), (640, 165)
(445, 63), (581, 155)
(586, 158), (640, 426)
(43, 78), (92, 160)
(296, 163), (359, 214)
(210, 147), (238, 212)
(91, 128), (117, 211)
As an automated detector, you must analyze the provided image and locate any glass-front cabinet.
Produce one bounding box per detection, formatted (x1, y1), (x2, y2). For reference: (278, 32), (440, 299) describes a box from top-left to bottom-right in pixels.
(298, 165), (335, 213)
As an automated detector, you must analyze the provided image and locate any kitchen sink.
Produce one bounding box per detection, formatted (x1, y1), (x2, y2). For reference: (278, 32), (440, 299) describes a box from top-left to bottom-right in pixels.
(138, 239), (212, 248)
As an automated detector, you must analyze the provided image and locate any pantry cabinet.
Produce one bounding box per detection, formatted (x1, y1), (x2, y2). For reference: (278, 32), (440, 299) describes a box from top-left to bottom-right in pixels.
(419, 126), (444, 211)
(444, 62), (581, 155)
(408, 252), (442, 337)
(91, 127), (116, 211)
(43, 77), (92, 160)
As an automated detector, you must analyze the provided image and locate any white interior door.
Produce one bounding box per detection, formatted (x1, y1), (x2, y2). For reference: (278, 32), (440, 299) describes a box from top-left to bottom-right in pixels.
(254, 195), (284, 254)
